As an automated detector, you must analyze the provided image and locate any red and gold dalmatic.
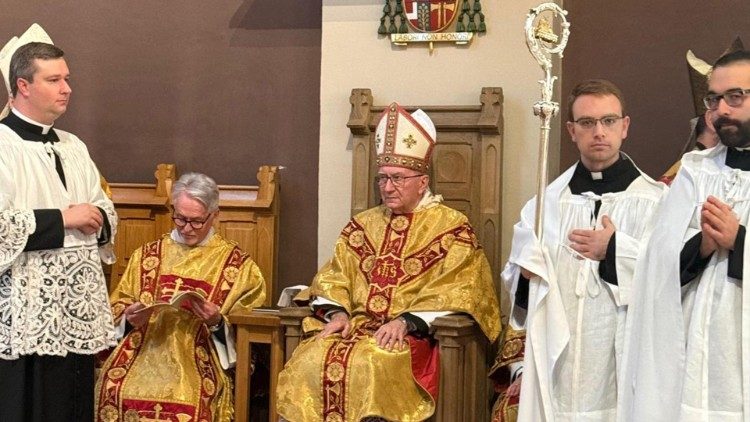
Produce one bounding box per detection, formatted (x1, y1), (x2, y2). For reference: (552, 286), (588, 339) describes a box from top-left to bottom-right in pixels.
(277, 199), (501, 422)
(489, 327), (526, 422)
(95, 234), (266, 422)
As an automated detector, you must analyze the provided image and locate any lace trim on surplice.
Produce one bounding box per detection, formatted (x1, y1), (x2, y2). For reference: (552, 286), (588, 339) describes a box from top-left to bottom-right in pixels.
(0, 209), (35, 272)
(0, 245), (117, 359)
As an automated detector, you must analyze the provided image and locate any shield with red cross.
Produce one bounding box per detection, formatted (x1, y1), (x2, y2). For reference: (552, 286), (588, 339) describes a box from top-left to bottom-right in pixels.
(404, 0), (460, 33)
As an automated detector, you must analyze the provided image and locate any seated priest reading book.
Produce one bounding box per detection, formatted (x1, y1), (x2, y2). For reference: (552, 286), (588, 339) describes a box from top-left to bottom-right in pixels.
(95, 172), (266, 422)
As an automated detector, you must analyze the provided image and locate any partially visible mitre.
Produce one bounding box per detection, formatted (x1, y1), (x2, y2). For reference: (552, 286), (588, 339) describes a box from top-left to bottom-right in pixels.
(0, 24), (53, 120)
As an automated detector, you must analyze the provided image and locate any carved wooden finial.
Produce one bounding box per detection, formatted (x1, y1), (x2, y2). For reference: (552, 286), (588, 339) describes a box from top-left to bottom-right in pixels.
(155, 163), (176, 199)
(256, 165), (280, 202)
(347, 89), (374, 136)
(478, 87), (503, 135)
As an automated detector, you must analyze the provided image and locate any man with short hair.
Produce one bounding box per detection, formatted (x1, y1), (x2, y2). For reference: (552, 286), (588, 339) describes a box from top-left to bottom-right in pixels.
(95, 172), (266, 421)
(276, 103), (501, 422)
(0, 25), (117, 421)
(623, 49), (750, 421)
(502, 79), (665, 421)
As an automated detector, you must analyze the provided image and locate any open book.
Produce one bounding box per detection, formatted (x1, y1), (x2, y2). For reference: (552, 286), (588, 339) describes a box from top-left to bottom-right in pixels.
(133, 290), (207, 314)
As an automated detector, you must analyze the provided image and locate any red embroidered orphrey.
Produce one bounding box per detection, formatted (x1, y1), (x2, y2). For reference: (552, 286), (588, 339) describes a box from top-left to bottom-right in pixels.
(96, 239), (249, 421)
(320, 214), (476, 420)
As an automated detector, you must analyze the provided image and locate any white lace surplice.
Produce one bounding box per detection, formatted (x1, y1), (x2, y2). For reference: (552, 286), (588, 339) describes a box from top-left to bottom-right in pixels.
(0, 125), (117, 359)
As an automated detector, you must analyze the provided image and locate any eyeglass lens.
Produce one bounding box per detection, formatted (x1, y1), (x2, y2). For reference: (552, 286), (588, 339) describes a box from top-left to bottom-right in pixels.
(574, 116), (622, 129)
(704, 89), (750, 110)
(173, 216), (207, 229)
(376, 175), (402, 186)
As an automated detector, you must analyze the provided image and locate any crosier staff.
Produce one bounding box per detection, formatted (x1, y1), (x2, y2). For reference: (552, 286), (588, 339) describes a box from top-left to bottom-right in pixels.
(524, 3), (570, 243)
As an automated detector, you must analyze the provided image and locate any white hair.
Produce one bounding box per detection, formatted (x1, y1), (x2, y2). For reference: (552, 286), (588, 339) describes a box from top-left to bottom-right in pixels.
(171, 172), (220, 212)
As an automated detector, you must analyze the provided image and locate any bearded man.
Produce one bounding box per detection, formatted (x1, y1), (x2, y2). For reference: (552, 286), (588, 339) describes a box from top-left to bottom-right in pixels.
(622, 49), (750, 421)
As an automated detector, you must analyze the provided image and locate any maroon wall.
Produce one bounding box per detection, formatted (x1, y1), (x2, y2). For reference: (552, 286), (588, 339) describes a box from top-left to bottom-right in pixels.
(0, 1), (321, 301)
(561, 1), (750, 177)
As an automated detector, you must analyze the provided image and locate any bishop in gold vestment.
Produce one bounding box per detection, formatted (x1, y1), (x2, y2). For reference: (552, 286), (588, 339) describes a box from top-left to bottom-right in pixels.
(277, 103), (500, 422)
(95, 173), (266, 422)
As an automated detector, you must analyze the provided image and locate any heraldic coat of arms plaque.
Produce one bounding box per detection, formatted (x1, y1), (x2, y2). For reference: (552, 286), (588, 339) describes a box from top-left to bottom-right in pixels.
(379, 0), (486, 51)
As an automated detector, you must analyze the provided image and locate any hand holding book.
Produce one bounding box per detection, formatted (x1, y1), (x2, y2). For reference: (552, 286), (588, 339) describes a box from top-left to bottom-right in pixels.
(187, 296), (222, 326)
(123, 302), (152, 328)
(126, 291), (220, 326)
(132, 291), (207, 314)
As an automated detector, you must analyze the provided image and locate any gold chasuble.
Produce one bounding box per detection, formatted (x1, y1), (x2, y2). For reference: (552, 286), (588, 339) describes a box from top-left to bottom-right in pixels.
(277, 201), (500, 422)
(95, 234), (266, 422)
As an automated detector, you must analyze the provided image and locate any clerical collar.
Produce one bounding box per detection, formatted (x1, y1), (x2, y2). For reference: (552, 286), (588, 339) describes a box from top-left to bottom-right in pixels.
(573, 155), (633, 182)
(170, 228), (215, 246)
(0, 108), (59, 143)
(725, 147), (750, 171)
(12, 108), (53, 134)
(569, 155), (640, 196)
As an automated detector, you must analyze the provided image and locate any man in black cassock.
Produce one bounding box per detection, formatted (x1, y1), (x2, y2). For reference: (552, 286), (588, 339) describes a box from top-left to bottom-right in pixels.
(0, 24), (117, 422)
(499, 79), (666, 421)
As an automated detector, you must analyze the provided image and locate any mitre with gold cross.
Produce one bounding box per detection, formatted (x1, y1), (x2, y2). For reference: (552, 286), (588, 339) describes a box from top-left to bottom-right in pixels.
(374, 102), (436, 173)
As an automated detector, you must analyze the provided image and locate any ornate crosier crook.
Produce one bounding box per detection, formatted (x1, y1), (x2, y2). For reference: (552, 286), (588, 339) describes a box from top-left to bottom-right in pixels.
(525, 3), (570, 243)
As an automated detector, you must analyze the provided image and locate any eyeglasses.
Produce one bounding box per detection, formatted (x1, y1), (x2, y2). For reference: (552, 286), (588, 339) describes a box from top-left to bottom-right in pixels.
(572, 115), (624, 130)
(172, 213), (213, 229)
(375, 174), (423, 187)
(703, 88), (750, 111)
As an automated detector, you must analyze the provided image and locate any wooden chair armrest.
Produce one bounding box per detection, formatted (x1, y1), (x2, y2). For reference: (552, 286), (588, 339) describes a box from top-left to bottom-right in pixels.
(431, 314), (479, 339)
(430, 313), (491, 422)
(278, 307), (312, 361)
(278, 306), (311, 317)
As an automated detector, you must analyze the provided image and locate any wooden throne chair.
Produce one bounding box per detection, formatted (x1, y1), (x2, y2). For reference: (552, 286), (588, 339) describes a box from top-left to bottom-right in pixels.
(279, 87), (504, 422)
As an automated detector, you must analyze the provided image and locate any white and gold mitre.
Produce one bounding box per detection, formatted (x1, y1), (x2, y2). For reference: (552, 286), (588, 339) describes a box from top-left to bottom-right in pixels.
(374, 102), (436, 173)
(0, 24), (53, 96)
(0, 24), (53, 119)
(686, 36), (744, 116)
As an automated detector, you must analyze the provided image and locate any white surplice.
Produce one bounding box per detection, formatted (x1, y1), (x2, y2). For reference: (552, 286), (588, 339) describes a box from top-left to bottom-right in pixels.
(0, 123), (117, 359)
(505, 158), (665, 422)
(621, 145), (750, 422)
